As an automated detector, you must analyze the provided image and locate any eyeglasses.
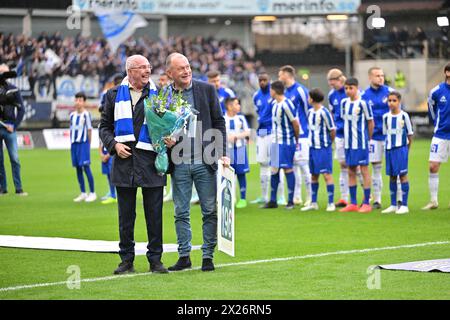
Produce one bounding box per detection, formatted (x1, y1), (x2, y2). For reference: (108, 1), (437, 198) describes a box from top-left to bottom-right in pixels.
(129, 65), (152, 70)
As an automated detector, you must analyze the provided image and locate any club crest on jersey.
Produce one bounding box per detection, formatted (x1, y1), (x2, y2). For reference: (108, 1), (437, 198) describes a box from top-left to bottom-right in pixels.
(440, 96), (447, 103)
(333, 99), (338, 105)
(400, 120), (405, 128)
(257, 100), (262, 106)
(383, 96), (388, 104)
(316, 115), (322, 125)
(354, 106), (361, 114)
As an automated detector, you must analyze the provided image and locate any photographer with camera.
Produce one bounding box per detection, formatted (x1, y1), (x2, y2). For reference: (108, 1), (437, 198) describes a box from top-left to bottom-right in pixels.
(0, 64), (27, 196)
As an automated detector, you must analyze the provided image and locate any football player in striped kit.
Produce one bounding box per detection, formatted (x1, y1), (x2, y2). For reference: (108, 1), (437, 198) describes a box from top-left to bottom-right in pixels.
(381, 91), (413, 214)
(278, 65), (312, 207)
(224, 97), (251, 209)
(362, 67), (395, 209)
(339, 78), (374, 213)
(301, 88), (336, 212)
(70, 92), (96, 202)
(263, 81), (300, 210)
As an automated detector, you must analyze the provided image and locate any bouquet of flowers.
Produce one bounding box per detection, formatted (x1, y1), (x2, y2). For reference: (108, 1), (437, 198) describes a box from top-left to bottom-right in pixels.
(144, 88), (196, 175)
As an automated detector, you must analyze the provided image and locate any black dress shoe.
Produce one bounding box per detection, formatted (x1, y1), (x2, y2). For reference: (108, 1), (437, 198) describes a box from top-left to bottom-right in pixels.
(150, 262), (169, 274)
(113, 261), (135, 275)
(201, 258), (215, 272)
(168, 256), (192, 271)
(261, 201), (278, 209)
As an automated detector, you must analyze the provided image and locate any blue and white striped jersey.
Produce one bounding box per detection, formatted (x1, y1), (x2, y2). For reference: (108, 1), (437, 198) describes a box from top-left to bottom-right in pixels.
(218, 87), (236, 115)
(382, 111), (414, 150)
(284, 82), (310, 138)
(272, 98), (297, 146)
(307, 106), (336, 149)
(341, 98), (374, 150)
(225, 114), (250, 149)
(70, 110), (92, 144)
(428, 82), (450, 140)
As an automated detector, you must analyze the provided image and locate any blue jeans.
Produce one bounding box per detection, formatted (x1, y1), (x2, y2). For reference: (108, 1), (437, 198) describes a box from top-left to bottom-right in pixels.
(0, 128), (22, 192)
(172, 163), (217, 259)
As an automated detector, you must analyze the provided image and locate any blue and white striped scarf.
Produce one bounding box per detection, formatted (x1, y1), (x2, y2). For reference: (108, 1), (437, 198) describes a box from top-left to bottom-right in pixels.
(114, 76), (157, 151)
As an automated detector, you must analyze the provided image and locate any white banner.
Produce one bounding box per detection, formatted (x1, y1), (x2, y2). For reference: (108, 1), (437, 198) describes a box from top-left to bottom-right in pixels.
(75, 0), (361, 16)
(43, 128), (100, 150)
(379, 259), (450, 273)
(217, 160), (236, 257)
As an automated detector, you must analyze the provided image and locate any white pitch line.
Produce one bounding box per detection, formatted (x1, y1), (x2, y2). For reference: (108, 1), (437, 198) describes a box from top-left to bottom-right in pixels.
(0, 240), (448, 293)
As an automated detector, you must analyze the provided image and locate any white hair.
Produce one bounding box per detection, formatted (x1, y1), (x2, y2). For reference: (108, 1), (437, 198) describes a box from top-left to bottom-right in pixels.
(125, 55), (148, 75)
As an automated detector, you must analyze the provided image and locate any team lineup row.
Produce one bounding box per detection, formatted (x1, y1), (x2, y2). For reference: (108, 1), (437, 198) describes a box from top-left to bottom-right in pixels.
(223, 63), (450, 214)
(65, 62), (450, 215)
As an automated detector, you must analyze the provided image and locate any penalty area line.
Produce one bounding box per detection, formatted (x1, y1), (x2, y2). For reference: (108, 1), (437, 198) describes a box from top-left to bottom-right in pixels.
(0, 240), (448, 293)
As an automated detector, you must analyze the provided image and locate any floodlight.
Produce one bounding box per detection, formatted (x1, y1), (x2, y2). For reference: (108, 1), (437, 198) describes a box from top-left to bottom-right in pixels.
(371, 17), (385, 29)
(437, 16), (449, 27)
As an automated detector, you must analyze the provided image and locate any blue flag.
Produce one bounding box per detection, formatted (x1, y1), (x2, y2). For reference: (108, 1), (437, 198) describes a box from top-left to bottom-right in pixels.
(96, 10), (148, 53)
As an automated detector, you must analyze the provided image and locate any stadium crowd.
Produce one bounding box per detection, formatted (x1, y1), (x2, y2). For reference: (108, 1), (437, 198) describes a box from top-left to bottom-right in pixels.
(363, 25), (449, 59)
(0, 32), (263, 97)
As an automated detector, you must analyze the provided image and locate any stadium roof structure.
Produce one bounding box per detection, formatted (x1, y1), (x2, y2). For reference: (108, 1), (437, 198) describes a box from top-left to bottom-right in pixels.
(0, 0), (71, 9)
(358, 0), (447, 14)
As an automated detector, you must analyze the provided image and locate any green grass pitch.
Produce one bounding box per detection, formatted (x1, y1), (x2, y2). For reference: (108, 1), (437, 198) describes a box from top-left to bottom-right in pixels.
(0, 139), (449, 299)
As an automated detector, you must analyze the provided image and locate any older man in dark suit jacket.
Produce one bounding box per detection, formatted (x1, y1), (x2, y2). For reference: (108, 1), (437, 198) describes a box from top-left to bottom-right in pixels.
(164, 53), (229, 272)
(99, 55), (168, 275)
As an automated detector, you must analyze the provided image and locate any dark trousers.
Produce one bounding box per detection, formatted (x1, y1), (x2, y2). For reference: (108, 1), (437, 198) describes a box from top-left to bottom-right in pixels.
(116, 186), (164, 264)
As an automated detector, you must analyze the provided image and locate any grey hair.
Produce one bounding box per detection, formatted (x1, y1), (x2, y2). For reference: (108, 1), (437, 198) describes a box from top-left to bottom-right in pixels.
(165, 52), (188, 69)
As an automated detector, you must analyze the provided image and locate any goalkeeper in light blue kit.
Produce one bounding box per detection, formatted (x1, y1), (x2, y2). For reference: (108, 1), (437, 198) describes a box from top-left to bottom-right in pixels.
(381, 91), (413, 214)
(301, 88), (336, 212)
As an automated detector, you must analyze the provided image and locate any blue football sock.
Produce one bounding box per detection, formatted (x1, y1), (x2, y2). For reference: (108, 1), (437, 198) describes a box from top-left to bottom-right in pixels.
(363, 188), (371, 205)
(270, 171), (280, 203)
(349, 185), (357, 205)
(76, 166), (85, 193)
(327, 184), (334, 205)
(401, 182), (409, 206)
(390, 180), (397, 206)
(311, 182), (319, 203)
(237, 173), (247, 200)
(83, 165), (95, 193)
(285, 171), (295, 204)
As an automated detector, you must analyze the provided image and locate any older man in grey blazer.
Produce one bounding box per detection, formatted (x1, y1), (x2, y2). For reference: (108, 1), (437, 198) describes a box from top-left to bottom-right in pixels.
(164, 53), (230, 272)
